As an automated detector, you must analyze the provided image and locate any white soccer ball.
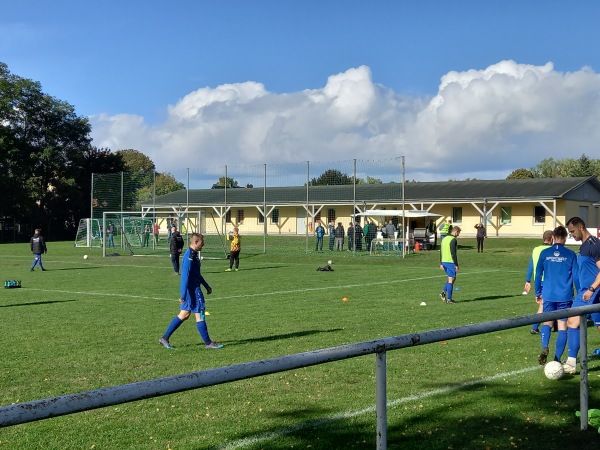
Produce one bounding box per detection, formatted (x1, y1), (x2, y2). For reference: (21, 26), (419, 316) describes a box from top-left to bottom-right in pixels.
(328, 260), (332, 265)
(544, 361), (565, 380)
(83, 255), (88, 260)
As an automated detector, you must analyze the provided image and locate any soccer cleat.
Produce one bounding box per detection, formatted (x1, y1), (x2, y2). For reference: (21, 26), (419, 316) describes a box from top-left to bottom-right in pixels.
(225, 268), (232, 272)
(446, 299), (456, 304)
(530, 329), (540, 335)
(30, 269), (34, 272)
(41, 268), (47, 271)
(439, 291), (446, 302)
(204, 341), (224, 349)
(562, 361), (577, 375)
(158, 338), (174, 349)
(234, 268), (239, 272)
(538, 348), (549, 365)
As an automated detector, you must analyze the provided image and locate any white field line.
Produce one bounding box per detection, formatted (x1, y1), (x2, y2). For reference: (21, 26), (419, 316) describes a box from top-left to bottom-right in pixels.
(23, 270), (501, 302)
(219, 366), (539, 450)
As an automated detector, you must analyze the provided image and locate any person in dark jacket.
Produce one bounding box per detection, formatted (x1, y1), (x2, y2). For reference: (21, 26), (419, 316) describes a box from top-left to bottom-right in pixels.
(474, 223), (487, 253)
(347, 222), (354, 251)
(169, 225), (185, 275)
(30, 228), (47, 271)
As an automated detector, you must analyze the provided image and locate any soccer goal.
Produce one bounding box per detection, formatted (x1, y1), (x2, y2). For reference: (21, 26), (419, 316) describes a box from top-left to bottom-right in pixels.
(74, 218), (103, 248)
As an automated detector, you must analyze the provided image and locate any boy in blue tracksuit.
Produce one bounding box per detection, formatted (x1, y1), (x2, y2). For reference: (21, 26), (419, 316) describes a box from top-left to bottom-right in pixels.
(534, 226), (578, 365)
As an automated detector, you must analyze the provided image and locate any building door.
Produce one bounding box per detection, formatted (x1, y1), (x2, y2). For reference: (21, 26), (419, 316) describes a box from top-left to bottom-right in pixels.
(296, 208), (306, 234)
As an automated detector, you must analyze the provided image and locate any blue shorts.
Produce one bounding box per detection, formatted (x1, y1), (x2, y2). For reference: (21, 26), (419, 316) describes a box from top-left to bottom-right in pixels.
(572, 294), (600, 326)
(542, 300), (571, 321)
(180, 287), (205, 313)
(441, 262), (457, 278)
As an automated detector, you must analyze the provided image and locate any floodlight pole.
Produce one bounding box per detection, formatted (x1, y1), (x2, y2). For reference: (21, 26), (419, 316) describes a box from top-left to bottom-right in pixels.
(401, 156), (406, 258)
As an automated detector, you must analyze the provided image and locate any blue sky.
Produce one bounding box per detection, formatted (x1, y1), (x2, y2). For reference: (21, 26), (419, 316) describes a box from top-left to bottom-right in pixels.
(2, 1), (600, 186)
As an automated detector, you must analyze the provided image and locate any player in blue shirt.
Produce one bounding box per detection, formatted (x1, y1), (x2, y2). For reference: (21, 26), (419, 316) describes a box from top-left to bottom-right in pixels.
(534, 226), (578, 365)
(158, 233), (223, 350)
(564, 217), (600, 374)
(523, 230), (553, 334)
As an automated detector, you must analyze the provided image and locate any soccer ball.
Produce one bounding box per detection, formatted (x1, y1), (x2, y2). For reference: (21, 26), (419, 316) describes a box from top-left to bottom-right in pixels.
(83, 255), (88, 260)
(544, 361), (565, 380)
(328, 260), (333, 265)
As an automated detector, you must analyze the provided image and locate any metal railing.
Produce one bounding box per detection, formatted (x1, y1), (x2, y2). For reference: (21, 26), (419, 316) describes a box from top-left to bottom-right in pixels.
(1, 304), (599, 449)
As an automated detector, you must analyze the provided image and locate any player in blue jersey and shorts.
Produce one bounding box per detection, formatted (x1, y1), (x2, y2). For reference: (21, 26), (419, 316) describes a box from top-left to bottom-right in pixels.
(534, 226), (578, 365)
(564, 217), (600, 374)
(158, 233), (223, 350)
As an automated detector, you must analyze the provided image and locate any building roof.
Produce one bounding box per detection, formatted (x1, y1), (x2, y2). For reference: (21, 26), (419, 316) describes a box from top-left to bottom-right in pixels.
(149, 176), (600, 207)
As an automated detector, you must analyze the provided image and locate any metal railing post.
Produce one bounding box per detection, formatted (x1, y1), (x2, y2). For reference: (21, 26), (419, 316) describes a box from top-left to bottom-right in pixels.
(580, 313), (589, 430)
(376, 350), (387, 449)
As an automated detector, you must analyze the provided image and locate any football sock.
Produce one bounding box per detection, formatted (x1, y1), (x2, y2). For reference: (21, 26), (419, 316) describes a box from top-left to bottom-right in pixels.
(555, 329), (567, 360)
(196, 320), (211, 344)
(567, 327), (580, 358)
(540, 324), (552, 349)
(446, 283), (453, 300)
(532, 323), (539, 331)
(163, 317), (183, 340)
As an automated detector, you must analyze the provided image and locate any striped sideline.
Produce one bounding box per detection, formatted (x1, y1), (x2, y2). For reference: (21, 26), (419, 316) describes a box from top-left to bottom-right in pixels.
(219, 366), (539, 449)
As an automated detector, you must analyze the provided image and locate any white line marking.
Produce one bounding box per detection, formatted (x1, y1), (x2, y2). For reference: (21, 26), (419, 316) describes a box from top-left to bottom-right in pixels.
(219, 366), (539, 449)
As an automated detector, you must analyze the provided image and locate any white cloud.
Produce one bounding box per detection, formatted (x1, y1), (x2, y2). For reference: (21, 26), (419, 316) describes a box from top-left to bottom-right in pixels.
(90, 61), (600, 184)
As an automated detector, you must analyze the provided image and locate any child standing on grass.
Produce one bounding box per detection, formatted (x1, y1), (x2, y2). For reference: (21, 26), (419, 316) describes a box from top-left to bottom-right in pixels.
(225, 227), (241, 272)
(30, 228), (47, 271)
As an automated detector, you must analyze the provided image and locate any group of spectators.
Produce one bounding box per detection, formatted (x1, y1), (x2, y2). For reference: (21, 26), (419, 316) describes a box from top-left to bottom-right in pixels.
(315, 219), (399, 252)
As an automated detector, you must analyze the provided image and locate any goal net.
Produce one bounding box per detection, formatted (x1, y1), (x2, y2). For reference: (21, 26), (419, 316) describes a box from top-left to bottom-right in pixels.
(74, 219), (103, 248)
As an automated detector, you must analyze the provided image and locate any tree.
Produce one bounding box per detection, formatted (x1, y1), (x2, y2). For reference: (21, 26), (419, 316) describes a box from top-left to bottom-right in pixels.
(212, 176), (239, 189)
(357, 176), (383, 184)
(309, 169), (353, 186)
(506, 168), (536, 179)
(137, 172), (185, 203)
(116, 148), (155, 189)
(0, 62), (93, 238)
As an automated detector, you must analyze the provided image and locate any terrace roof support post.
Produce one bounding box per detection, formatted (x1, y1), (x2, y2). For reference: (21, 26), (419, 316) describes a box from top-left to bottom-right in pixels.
(376, 350), (387, 450)
(580, 313), (589, 430)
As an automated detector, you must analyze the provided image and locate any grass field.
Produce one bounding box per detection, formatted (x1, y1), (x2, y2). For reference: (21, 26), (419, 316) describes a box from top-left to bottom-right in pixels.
(0, 236), (599, 449)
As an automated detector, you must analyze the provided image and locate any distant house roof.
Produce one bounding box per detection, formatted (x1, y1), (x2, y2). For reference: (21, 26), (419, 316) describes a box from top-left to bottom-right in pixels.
(148, 176), (600, 208)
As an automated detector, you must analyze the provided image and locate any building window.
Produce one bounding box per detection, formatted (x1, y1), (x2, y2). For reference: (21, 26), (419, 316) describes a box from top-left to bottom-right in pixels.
(315, 212), (322, 222)
(452, 207), (462, 224)
(225, 210), (231, 224)
(327, 208), (336, 223)
(272, 208), (280, 224)
(237, 209), (244, 224)
(258, 211), (264, 224)
(534, 206), (545, 224)
(501, 206), (512, 225)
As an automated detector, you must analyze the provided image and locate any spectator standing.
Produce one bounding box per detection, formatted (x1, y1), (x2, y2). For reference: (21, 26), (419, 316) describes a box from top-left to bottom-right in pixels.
(347, 222), (354, 252)
(143, 224), (151, 247)
(328, 220), (336, 251)
(30, 228), (47, 271)
(107, 222), (115, 248)
(354, 221), (364, 251)
(474, 223), (486, 253)
(315, 221), (325, 252)
(169, 225), (184, 275)
(334, 222), (345, 251)
(225, 227), (241, 271)
(153, 222), (160, 245)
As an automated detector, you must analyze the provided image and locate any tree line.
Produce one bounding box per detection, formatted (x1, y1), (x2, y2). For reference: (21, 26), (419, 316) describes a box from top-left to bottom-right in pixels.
(0, 63), (182, 241)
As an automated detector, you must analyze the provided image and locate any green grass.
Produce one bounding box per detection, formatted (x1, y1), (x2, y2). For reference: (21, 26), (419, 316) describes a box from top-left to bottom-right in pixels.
(0, 238), (599, 449)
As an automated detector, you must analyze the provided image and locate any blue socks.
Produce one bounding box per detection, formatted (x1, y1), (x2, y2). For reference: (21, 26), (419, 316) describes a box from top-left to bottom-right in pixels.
(163, 317), (183, 340)
(196, 320), (211, 344)
(555, 329), (568, 361)
(567, 327), (580, 358)
(540, 324), (552, 349)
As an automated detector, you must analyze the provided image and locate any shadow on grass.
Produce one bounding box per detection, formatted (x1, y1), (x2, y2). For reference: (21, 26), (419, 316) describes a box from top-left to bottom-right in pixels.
(206, 265), (290, 274)
(220, 328), (343, 346)
(458, 294), (518, 303)
(211, 375), (600, 450)
(0, 299), (77, 308)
